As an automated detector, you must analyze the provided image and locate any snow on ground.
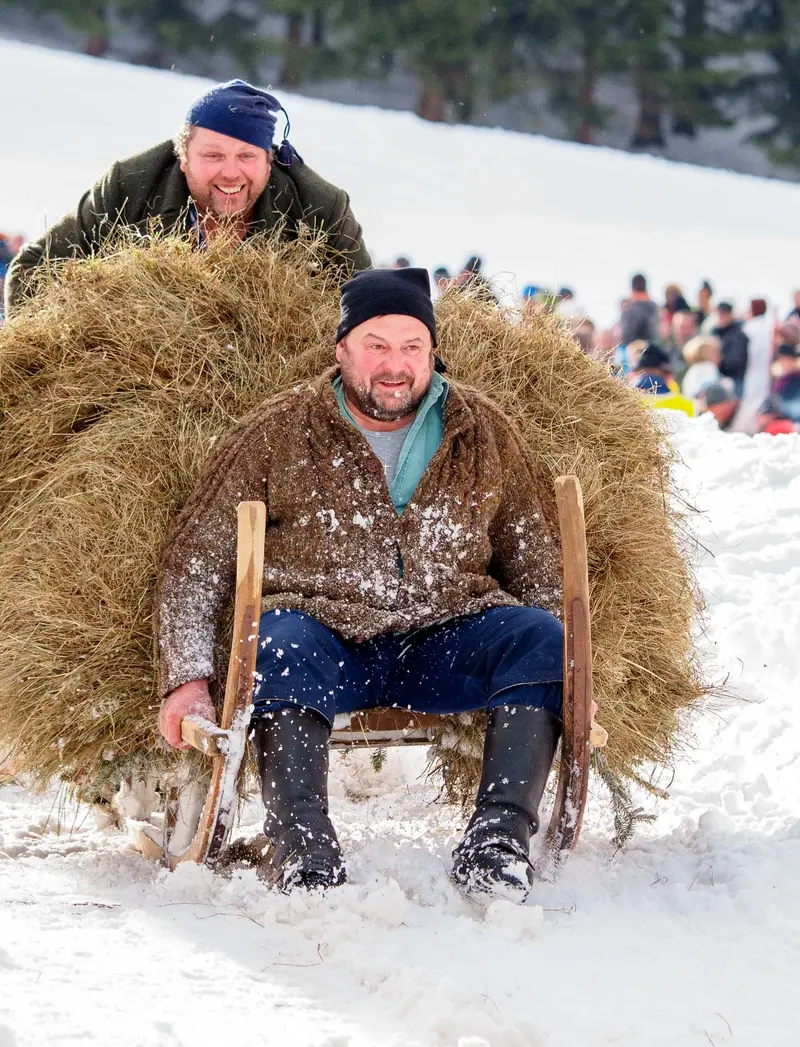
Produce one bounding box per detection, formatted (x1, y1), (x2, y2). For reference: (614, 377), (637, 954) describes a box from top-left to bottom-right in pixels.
(4, 39), (800, 326)
(2, 418), (799, 1047)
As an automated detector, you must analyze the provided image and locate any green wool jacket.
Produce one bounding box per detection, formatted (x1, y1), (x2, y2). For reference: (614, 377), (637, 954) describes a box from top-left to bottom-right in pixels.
(5, 139), (371, 315)
(156, 368), (563, 698)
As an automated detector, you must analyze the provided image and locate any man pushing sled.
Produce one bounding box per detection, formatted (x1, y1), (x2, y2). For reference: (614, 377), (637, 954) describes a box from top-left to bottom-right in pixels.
(157, 267), (564, 901)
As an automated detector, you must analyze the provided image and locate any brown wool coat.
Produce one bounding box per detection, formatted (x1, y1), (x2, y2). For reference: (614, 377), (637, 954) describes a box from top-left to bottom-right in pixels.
(156, 370), (563, 697)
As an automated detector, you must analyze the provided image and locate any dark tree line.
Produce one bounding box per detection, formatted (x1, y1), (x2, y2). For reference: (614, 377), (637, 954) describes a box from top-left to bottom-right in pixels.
(5, 0), (800, 169)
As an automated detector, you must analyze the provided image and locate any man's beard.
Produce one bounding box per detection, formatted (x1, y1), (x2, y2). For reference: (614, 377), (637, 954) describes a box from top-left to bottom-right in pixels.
(342, 369), (428, 422)
(195, 185), (255, 220)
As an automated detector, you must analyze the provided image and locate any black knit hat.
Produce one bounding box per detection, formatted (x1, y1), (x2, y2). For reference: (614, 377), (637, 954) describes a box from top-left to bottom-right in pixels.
(337, 268), (437, 347)
(635, 344), (671, 371)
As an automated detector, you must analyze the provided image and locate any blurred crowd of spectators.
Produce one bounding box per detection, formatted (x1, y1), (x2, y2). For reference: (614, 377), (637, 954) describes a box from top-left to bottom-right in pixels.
(391, 253), (799, 437)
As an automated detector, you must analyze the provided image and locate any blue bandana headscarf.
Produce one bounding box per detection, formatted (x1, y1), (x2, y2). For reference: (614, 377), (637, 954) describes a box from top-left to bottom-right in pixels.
(186, 79), (297, 165)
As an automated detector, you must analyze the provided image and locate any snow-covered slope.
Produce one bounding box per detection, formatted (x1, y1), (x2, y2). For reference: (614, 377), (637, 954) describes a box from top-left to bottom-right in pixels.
(4, 39), (800, 326)
(2, 418), (799, 1047)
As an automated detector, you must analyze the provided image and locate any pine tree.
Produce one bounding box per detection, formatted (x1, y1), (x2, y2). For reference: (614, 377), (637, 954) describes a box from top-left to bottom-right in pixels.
(324, 0), (559, 123)
(340, 0), (492, 122)
(739, 0), (800, 167)
(669, 0), (738, 138)
(624, 0), (670, 149)
(114, 0), (263, 75)
(14, 0), (111, 56)
(538, 1), (629, 145)
(266, 1), (334, 87)
(672, 0), (709, 135)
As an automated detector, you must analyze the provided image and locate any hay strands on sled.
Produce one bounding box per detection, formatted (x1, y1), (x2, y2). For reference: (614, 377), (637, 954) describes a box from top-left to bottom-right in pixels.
(131, 477), (607, 868)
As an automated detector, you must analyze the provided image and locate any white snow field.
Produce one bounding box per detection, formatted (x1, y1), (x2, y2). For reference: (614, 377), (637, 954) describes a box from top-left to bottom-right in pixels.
(2, 38), (800, 1047)
(4, 38), (800, 325)
(2, 422), (799, 1047)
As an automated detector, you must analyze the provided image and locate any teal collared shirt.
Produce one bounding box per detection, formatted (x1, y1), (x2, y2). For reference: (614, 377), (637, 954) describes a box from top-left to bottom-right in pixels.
(333, 372), (448, 514)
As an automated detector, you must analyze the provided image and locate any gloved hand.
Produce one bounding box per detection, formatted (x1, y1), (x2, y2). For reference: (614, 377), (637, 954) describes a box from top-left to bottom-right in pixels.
(159, 679), (216, 750)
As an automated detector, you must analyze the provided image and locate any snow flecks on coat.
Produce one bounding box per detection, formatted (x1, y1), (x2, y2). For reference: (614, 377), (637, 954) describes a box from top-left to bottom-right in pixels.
(156, 369), (563, 697)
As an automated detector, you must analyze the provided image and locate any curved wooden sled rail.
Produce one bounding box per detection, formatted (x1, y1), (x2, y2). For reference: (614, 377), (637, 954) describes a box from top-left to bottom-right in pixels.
(131, 477), (604, 866)
(546, 476), (595, 855)
(131, 500), (266, 867)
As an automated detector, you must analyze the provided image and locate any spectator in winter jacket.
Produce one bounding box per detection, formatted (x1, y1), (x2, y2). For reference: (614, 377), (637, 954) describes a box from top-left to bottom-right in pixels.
(5, 80), (370, 317)
(619, 273), (660, 347)
(454, 255), (497, 303)
(0, 236), (13, 282)
(773, 321), (800, 353)
(713, 303), (749, 396)
(593, 328), (617, 366)
(672, 310), (698, 353)
(664, 283), (690, 319)
(768, 344), (800, 423)
(669, 309), (698, 379)
(730, 298), (773, 435)
(700, 383), (738, 430)
(556, 287), (585, 321)
(156, 267), (564, 901)
(432, 267), (451, 296)
(681, 335), (726, 403)
(695, 280), (714, 327)
(571, 317), (596, 354)
(772, 342), (800, 380)
(632, 344), (694, 417)
(757, 394), (800, 435)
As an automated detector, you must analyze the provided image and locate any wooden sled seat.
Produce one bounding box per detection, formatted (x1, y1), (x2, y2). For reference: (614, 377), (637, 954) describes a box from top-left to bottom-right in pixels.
(330, 709), (439, 747)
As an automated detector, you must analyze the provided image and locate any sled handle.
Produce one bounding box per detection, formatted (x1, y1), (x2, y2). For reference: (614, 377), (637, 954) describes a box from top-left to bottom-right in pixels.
(548, 475), (594, 853)
(180, 716), (229, 756)
(172, 500), (266, 867)
(219, 501), (267, 731)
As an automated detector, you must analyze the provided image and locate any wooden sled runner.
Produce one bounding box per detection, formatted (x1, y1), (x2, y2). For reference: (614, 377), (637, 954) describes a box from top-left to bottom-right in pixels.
(131, 476), (605, 866)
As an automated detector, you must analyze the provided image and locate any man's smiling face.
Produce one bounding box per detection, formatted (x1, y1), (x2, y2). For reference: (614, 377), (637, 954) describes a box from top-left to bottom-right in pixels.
(336, 314), (435, 428)
(180, 126), (271, 220)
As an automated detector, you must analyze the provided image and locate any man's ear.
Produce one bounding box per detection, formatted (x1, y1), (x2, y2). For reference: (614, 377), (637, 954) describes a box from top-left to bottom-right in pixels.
(179, 159), (187, 174)
(335, 340), (345, 363)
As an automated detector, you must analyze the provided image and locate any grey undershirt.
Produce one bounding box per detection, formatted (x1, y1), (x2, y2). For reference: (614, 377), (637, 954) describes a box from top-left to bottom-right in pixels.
(357, 420), (413, 486)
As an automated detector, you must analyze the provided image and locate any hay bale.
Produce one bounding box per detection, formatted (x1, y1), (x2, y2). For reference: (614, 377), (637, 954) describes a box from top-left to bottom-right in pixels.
(0, 235), (705, 803)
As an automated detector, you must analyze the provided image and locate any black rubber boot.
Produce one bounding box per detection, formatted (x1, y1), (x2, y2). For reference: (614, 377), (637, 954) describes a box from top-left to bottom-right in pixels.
(452, 705), (561, 901)
(251, 706), (346, 892)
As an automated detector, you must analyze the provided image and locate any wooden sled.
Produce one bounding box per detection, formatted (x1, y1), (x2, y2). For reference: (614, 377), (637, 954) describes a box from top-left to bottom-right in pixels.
(131, 477), (604, 866)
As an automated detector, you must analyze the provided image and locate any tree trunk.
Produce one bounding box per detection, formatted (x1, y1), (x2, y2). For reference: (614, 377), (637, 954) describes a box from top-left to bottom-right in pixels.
(577, 37), (598, 145)
(417, 85), (445, 122)
(85, 34), (108, 58)
(311, 11), (325, 48)
(445, 63), (474, 123)
(283, 13), (304, 87)
(631, 53), (666, 150)
(672, 0), (707, 136)
(632, 85), (664, 147)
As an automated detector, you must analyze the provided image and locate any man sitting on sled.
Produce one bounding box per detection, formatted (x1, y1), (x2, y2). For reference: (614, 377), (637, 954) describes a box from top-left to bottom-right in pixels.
(156, 267), (564, 900)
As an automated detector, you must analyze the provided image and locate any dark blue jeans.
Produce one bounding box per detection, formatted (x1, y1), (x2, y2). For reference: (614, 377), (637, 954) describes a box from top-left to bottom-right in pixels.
(252, 606), (563, 724)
